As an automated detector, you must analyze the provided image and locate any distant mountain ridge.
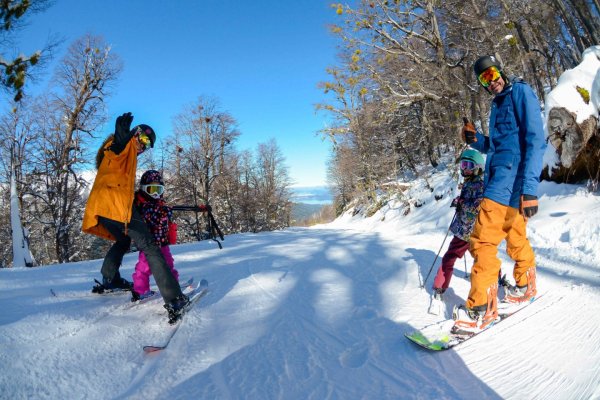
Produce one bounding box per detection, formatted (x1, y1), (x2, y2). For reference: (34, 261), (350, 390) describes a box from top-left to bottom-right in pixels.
(291, 202), (324, 222)
(290, 186), (332, 223)
(290, 186), (332, 205)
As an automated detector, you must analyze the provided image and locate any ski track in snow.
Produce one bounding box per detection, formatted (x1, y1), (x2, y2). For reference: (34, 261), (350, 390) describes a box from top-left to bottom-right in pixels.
(1, 182), (600, 399)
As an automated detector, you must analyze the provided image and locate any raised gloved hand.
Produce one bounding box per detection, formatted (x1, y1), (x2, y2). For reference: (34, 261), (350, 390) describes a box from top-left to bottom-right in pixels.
(461, 120), (477, 144)
(115, 112), (133, 140)
(110, 112), (134, 154)
(520, 194), (538, 218)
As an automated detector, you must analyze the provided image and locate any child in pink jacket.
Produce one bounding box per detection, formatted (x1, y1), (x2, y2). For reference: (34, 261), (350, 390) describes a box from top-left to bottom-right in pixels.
(131, 170), (210, 301)
(131, 170), (178, 300)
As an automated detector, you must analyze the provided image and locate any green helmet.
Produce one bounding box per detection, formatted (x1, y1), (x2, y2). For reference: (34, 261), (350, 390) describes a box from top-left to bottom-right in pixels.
(460, 149), (485, 175)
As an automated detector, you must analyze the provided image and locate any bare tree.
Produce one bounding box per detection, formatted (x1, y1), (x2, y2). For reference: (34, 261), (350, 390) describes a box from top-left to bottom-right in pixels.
(319, 0), (600, 210)
(23, 34), (122, 263)
(235, 150), (259, 233)
(0, 102), (37, 266)
(167, 97), (239, 240)
(327, 141), (357, 215)
(0, 0), (56, 101)
(252, 139), (292, 232)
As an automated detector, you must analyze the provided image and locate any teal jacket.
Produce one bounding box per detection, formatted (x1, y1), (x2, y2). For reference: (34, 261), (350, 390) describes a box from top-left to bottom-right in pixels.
(470, 80), (546, 208)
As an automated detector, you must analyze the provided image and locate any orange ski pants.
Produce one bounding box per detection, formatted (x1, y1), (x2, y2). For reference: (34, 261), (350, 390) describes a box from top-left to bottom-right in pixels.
(467, 198), (536, 308)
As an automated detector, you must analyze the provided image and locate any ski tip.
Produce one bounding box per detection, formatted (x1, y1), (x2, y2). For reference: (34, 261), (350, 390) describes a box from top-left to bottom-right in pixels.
(200, 279), (208, 287)
(143, 345), (165, 353)
(405, 331), (452, 351)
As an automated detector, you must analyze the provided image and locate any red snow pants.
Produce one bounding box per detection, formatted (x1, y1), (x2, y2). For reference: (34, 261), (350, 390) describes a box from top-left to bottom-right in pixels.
(432, 236), (470, 290)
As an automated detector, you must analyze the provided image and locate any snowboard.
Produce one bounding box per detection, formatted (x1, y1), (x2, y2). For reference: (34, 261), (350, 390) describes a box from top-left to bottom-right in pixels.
(143, 279), (209, 353)
(405, 295), (542, 351)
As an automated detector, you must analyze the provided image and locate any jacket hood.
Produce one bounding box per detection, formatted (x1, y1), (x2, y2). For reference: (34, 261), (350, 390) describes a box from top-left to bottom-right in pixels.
(95, 135), (115, 169)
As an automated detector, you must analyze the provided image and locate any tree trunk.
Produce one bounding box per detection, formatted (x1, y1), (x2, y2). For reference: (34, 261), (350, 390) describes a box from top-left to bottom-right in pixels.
(544, 107), (600, 182)
(591, 0), (600, 15)
(569, 0), (600, 44)
(552, 0), (587, 53)
(10, 158), (34, 267)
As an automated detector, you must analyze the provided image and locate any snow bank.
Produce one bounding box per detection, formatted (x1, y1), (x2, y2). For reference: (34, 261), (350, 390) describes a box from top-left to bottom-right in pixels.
(543, 45), (600, 170)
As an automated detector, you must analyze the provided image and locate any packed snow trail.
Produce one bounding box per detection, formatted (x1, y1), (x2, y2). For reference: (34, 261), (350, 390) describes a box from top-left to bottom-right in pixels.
(1, 182), (600, 399)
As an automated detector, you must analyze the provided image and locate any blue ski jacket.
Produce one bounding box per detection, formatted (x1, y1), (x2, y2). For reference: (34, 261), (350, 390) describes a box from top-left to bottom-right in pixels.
(470, 80), (546, 209)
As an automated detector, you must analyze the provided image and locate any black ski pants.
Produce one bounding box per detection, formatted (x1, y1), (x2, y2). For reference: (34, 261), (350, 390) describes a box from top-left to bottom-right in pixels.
(98, 205), (183, 303)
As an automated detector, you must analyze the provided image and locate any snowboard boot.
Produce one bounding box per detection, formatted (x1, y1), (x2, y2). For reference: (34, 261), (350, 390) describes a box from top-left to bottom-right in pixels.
(164, 294), (191, 324)
(92, 272), (133, 294)
(452, 283), (499, 334)
(131, 290), (156, 302)
(103, 272), (133, 290)
(504, 267), (537, 304)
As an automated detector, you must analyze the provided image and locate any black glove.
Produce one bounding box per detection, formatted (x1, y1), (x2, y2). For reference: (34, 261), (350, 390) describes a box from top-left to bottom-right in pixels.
(450, 197), (459, 208)
(110, 112), (134, 154)
(520, 194), (538, 218)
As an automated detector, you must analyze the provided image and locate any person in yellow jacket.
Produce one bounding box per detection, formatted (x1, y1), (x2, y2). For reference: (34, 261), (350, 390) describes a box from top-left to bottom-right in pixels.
(83, 112), (189, 323)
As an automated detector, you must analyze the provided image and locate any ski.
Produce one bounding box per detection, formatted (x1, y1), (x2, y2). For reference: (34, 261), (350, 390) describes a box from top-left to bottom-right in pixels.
(143, 279), (209, 353)
(50, 287), (130, 298)
(50, 277), (194, 300)
(405, 294), (543, 351)
(128, 277), (195, 306)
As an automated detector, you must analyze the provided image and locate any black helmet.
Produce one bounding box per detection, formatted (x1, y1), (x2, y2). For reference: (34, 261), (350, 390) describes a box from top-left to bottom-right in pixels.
(473, 55), (501, 77)
(131, 124), (156, 148)
(140, 169), (164, 185)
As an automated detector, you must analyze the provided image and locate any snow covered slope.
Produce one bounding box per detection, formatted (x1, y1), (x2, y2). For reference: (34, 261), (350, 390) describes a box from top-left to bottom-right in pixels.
(1, 180), (599, 399)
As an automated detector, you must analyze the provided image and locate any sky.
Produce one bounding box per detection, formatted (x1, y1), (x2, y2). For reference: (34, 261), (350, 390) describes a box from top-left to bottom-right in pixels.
(9, 0), (341, 186)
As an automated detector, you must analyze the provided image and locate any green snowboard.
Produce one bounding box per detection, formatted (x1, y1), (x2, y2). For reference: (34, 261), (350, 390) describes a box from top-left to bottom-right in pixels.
(405, 295), (543, 351)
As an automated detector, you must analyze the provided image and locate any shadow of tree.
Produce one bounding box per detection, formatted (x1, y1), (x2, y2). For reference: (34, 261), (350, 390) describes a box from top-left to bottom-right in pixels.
(134, 228), (501, 399)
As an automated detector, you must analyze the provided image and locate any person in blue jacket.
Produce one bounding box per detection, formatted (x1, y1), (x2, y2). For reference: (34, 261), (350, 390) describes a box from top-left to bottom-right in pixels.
(452, 55), (547, 333)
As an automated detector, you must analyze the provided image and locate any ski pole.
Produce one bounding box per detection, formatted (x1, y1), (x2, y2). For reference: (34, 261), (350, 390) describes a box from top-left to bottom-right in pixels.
(171, 205), (224, 248)
(464, 255), (469, 279)
(206, 211), (224, 249)
(421, 211), (457, 289)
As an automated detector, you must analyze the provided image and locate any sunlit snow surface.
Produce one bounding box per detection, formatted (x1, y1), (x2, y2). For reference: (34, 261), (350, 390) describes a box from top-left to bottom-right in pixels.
(1, 178), (600, 399)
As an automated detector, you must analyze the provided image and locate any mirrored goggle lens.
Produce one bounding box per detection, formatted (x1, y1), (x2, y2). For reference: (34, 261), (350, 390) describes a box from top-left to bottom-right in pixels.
(460, 160), (475, 170)
(142, 184), (164, 195)
(478, 66), (501, 87)
(138, 133), (151, 147)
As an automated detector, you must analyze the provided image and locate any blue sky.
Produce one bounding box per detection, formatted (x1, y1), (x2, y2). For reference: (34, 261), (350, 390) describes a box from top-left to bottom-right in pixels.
(12, 0), (339, 186)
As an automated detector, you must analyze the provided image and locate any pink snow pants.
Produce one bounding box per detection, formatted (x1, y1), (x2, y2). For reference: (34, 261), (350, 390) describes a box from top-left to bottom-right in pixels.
(132, 245), (179, 295)
(432, 236), (470, 290)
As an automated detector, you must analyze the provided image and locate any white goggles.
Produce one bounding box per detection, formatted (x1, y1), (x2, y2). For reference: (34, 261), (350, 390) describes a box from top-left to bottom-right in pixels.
(141, 184), (164, 197)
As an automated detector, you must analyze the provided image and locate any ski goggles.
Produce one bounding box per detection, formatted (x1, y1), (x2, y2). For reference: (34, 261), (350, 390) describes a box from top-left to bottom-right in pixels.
(460, 160), (475, 171)
(141, 184), (164, 197)
(137, 132), (152, 152)
(477, 66), (501, 88)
